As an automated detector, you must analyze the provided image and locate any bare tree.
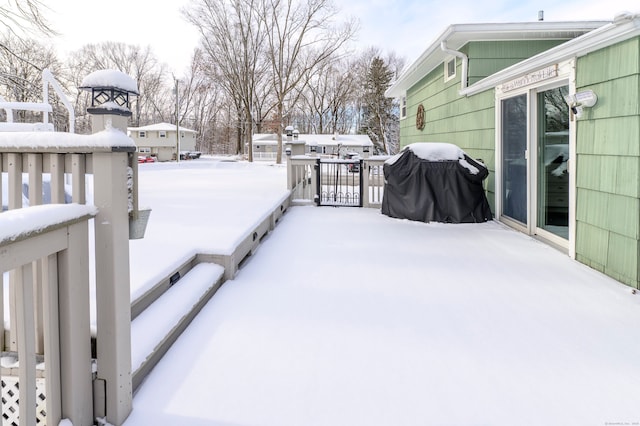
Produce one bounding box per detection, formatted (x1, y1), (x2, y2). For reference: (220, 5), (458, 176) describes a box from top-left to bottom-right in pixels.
(0, 33), (67, 127)
(65, 42), (167, 129)
(184, 0), (267, 161)
(0, 2), (61, 125)
(183, 48), (229, 154)
(0, 0), (55, 37)
(298, 57), (356, 134)
(258, 0), (357, 163)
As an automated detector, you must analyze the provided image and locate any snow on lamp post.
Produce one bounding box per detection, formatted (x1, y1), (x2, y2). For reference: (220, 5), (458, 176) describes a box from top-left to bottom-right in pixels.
(285, 125), (294, 140)
(80, 69), (150, 239)
(80, 69), (139, 134)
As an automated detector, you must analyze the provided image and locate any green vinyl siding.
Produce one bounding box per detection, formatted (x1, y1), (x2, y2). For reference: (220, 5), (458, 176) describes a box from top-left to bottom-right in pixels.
(574, 36), (640, 288)
(578, 116), (640, 157)
(401, 59), (496, 210)
(576, 37), (640, 85)
(400, 39), (574, 213)
(464, 40), (568, 85)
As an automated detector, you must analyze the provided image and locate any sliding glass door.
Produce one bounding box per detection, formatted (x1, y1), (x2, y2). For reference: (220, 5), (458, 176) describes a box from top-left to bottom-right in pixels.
(500, 85), (570, 244)
(536, 86), (570, 239)
(501, 94), (528, 225)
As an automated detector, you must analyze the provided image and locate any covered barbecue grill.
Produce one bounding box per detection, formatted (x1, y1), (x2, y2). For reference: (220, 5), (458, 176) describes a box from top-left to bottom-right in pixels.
(381, 143), (492, 223)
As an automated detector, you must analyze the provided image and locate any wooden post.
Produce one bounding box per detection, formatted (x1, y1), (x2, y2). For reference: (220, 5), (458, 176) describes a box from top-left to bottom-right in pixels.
(8, 153), (21, 351)
(57, 221), (93, 425)
(84, 71), (138, 424)
(71, 154), (86, 204)
(43, 253), (62, 425)
(92, 150), (133, 425)
(28, 154), (45, 354)
(49, 154), (66, 204)
(362, 160), (370, 208)
(15, 263), (36, 426)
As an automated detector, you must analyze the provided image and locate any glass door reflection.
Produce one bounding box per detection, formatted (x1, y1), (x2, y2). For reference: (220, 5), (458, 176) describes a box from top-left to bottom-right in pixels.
(537, 86), (569, 239)
(501, 94), (528, 225)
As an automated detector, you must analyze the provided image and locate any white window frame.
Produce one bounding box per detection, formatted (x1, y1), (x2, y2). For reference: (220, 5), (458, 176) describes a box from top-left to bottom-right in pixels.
(400, 96), (407, 119)
(159, 131), (167, 138)
(139, 131), (146, 138)
(444, 57), (456, 82)
(494, 59), (576, 257)
(139, 147), (151, 154)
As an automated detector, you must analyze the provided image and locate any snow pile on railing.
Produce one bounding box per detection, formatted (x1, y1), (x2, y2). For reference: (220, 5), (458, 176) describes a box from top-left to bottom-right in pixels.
(0, 127), (135, 151)
(0, 204), (97, 244)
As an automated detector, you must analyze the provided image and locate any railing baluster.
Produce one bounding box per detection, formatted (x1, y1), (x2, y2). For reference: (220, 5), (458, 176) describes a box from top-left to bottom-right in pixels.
(49, 153), (66, 204)
(16, 262), (37, 426)
(43, 253), (62, 425)
(71, 153), (86, 204)
(28, 154), (45, 353)
(8, 153), (21, 351)
(8, 153), (21, 209)
(27, 154), (42, 206)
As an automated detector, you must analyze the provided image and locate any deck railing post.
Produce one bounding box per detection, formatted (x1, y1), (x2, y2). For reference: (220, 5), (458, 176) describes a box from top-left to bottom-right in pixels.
(362, 159), (370, 207)
(83, 69), (138, 425)
(92, 150), (133, 425)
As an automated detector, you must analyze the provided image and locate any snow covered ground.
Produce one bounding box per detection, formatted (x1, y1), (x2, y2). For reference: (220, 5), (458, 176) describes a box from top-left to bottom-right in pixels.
(124, 157), (640, 426)
(129, 157), (289, 301)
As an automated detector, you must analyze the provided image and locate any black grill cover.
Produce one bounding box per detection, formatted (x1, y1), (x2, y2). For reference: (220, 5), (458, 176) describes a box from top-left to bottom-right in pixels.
(381, 148), (492, 223)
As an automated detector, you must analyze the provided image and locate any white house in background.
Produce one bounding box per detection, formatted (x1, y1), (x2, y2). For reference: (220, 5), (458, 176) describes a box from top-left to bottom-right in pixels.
(252, 133), (374, 160)
(128, 122), (197, 162)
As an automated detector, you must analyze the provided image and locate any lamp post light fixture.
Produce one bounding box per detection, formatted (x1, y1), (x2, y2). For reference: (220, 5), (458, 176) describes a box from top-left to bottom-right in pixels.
(80, 69), (139, 118)
(285, 125), (294, 139)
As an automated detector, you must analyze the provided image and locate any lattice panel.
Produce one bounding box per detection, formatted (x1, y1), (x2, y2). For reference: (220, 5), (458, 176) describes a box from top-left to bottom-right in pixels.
(1, 376), (47, 425)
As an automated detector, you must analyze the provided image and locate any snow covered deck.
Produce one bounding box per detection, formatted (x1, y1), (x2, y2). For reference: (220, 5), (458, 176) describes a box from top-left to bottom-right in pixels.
(124, 159), (640, 425)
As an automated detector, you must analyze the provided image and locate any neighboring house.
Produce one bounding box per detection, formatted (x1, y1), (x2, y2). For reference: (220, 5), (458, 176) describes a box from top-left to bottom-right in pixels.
(386, 13), (640, 289)
(252, 133), (374, 159)
(128, 122), (197, 162)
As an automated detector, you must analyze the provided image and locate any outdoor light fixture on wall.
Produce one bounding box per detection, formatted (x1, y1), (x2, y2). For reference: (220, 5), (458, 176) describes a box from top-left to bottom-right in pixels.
(565, 90), (597, 118)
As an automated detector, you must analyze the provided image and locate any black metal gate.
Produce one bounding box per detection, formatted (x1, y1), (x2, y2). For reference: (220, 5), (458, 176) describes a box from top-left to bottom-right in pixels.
(315, 158), (363, 207)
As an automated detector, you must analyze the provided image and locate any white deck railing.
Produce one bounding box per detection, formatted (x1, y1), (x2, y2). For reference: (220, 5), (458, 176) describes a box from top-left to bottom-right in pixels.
(0, 130), (137, 425)
(0, 68), (75, 133)
(0, 205), (96, 426)
(287, 156), (389, 208)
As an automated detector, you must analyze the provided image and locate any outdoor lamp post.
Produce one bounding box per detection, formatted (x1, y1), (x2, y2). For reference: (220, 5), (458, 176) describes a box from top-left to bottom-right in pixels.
(79, 69), (141, 425)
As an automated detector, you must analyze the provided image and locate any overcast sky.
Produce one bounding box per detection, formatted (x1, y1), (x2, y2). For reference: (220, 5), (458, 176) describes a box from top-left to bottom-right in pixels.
(43, 0), (640, 74)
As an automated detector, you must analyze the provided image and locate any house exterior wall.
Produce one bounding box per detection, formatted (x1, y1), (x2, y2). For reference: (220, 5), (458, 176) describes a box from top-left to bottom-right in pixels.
(401, 40), (573, 211)
(401, 35), (640, 289)
(573, 36), (640, 288)
(465, 40), (568, 85)
(131, 130), (197, 161)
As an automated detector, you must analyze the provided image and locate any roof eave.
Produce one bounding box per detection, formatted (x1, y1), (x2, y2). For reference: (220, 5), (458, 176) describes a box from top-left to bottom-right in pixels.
(385, 20), (611, 98)
(461, 14), (640, 96)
